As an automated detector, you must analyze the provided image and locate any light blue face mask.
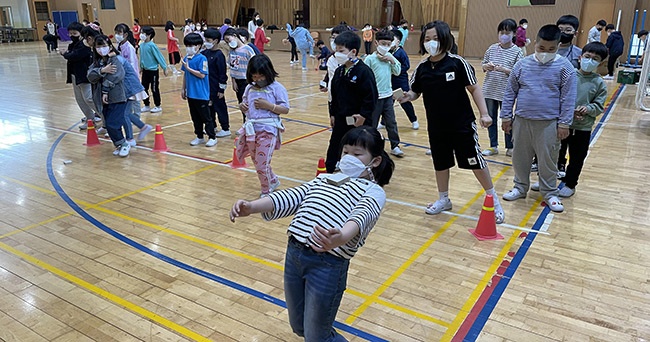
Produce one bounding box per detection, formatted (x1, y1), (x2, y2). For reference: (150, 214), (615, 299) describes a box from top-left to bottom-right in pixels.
(580, 57), (600, 73)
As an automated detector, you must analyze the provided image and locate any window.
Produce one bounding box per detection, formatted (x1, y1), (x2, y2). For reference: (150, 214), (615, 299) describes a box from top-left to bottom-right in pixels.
(101, 0), (116, 10)
(34, 1), (49, 21)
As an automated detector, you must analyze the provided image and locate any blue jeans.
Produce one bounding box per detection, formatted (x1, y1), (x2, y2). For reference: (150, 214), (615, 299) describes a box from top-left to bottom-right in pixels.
(284, 237), (350, 342)
(486, 98), (512, 149)
(123, 100), (146, 140)
(104, 101), (128, 146)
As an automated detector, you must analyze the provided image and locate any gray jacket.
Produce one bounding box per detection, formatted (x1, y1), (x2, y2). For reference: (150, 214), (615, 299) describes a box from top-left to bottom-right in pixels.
(87, 55), (127, 112)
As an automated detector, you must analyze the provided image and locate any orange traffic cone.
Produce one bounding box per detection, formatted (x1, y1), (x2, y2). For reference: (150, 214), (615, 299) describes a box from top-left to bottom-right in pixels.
(84, 120), (102, 146)
(316, 158), (326, 176)
(229, 137), (248, 168)
(469, 195), (504, 241)
(152, 124), (169, 152)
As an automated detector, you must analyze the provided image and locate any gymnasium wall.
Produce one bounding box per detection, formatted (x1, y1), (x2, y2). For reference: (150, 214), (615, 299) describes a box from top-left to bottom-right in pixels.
(0, 0), (32, 27)
(50, 0), (132, 32)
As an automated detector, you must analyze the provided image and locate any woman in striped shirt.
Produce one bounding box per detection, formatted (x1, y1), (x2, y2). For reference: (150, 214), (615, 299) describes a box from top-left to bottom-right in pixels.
(230, 126), (394, 341)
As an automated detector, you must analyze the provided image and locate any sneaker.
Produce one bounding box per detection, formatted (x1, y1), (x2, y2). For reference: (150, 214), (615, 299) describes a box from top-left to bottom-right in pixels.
(97, 127), (107, 135)
(545, 196), (564, 212)
(558, 186), (575, 198)
(112, 146), (120, 156)
(482, 147), (499, 156)
(425, 198), (452, 215)
(425, 149), (432, 155)
(390, 146), (405, 157)
(270, 180), (281, 192)
(309, 54), (316, 59)
(141, 106), (151, 112)
(127, 139), (137, 147)
(503, 188), (526, 201)
(118, 143), (131, 157)
(603, 75), (614, 80)
(215, 130), (231, 138)
(79, 123), (88, 130)
(93, 115), (102, 122)
(190, 137), (205, 146)
(412, 121), (419, 130)
(150, 106), (162, 113)
(505, 148), (513, 157)
(290, 61), (295, 65)
(531, 182), (540, 191)
(557, 164), (566, 178)
(377, 123), (385, 130)
(104, 133), (110, 138)
(531, 162), (538, 173)
(205, 138), (218, 147)
(302, 67), (308, 72)
(494, 203), (505, 224)
(137, 124), (153, 141)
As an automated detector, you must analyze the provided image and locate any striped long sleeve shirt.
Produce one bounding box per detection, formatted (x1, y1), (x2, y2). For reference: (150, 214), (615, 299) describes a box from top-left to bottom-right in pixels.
(500, 54), (577, 128)
(262, 176), (386, 259)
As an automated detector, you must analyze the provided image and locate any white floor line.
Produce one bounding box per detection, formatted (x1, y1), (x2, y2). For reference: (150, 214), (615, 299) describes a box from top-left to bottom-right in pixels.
(590, 86), (624, 148)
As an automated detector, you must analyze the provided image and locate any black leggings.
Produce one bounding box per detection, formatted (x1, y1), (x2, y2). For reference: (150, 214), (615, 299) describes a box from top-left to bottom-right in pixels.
(364, 41), (372, 55)
(290, 41), (298, 61)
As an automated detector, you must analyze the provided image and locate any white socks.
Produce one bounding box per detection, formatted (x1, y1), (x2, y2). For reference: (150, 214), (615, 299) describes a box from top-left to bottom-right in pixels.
(439, 191), (449, 201)
(485, 187), (501, 206)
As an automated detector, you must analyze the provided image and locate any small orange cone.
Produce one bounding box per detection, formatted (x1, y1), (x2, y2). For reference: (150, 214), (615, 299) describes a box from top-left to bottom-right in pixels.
(152, 124), (169, 152)
(84, 120), (102, 146)
(229, 137), (248, 168)
(316, 158), (326, 176)
(469, 195), (504, 241)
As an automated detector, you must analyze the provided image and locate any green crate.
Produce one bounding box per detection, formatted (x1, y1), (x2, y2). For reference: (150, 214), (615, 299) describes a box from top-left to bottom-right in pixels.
(617, 70), (637, 84)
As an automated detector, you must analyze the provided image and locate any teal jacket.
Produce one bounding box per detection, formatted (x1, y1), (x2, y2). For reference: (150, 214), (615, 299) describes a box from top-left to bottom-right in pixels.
(572, 71), (607, 131)
(139, 40), (167, 71)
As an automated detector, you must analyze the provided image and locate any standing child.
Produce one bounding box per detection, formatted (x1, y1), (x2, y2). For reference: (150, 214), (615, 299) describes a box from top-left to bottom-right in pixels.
(202, 28), (231, 138)
(557, 15), (582, 69)
(139, 26), (169, 113)
(319, 25), (350, 104)
(605, 24), (625, 80)
(398, 19), (409, 47)
(364, 29), (404, 157)
(315, 40), (330, 70)
(230, 126), (394, 342)
(326, 31), (378, 173)
(515, 19), (529, 56)
(87, 35), (131, 157)
(235, 55), (290, 196)
(284, 25), (299, 64)
(555, 42), (608, 197)
(254, 19), (270, 53)
(362, 23), (373, 56)
(224, 28), (257, 120)
(236, 28), (261, 55)
(132, 18), (141, 52)
(165, 21), (182, 74)
(286, 23), (315, 71)
(500, 24), (577, 213)
(390, 29), (419, 129)
(399, 20), (505, 223)
(481, 18), (524, 157)
(181, 33), (217, 147)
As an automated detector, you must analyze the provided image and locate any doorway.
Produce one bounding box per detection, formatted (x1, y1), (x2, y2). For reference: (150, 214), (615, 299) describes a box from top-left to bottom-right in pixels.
(82, 3), (94, 23)
(392, 1), (403, 26)
(578, 0), (615, 47)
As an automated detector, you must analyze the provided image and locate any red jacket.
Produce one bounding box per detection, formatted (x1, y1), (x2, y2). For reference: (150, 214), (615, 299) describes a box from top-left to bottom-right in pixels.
(515, 26), (526, 47)
(254, 28), (270, 53)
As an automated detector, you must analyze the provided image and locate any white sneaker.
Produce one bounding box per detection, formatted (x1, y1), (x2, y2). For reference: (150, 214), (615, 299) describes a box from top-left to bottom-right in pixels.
(118, 143), (131, 157)
(205, 138), (217, 147)
(505, 148), (513, 157)
(482, 147), (499, 156)
(377, 123), (385, 130)
(412, 121), (419, 130)
(391, 146), (405, 157)
(425, 149), (432, 155)
(425, 198), (452, 215)
(302, 67), (308, 72)
(558, 186), (575, 198)
(494, 203), (505, 224)
(190, 137), (205, 146)
(112, 147), (120, 156)
(137, 124), (153, 141)
(150, 106), (162, 113)
(93, 115), (102, 122)
(97, 127), (107, 135)
(270, 180), (281, 192)
(603, 75), (614, 80)
(503, 188), (526, 201)
(79, 123), (88, 130)
(104, 133), (110, 138)
(531, 182), (540, 191)
(545, 196), (564, 212)
(215, 130), (231, 138)
(141, 106), (151, 112)
(127, 139), (137, 147)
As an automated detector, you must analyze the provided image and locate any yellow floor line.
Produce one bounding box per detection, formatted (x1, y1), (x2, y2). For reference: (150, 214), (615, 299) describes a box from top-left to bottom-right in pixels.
(0, 240), (210, 341)
(344, 166), (511, 325)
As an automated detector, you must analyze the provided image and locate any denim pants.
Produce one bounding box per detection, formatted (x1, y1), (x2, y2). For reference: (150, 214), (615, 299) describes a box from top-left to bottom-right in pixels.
(284, 236), (350, 342)
(486, 98), (512, 149)
(123, 100), (146, 140)
(104, 101), (128, 146)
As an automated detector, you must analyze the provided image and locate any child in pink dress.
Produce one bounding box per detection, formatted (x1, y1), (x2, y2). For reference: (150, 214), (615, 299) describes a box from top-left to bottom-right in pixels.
(236, 55), (290, 196)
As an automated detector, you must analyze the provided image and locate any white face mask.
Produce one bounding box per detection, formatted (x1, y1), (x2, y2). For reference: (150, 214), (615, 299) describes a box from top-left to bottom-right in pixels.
(580, 57), (599, 73)
(330, 40), (337, 51)
(523, 24), (528, 29)
(96, 46), (110, 56)
(334, 51), (350, 65)
(228, 40), (238, 49)
(185, 46), (197, 56)
(535, 51), (556, 64)
(376, 45), (390, 56)
(337, 154), (372, 178)
(114, 34), (124, 43)
(425, 40), (440, 56)
(204, 42), (214, 49)
(139, 33), (147, 41)
(196, 25), (202, 30)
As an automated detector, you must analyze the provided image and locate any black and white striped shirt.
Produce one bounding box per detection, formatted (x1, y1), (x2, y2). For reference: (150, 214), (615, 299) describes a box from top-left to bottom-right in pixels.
(262, 176), (386, 259)
(481, 43), (524, 101)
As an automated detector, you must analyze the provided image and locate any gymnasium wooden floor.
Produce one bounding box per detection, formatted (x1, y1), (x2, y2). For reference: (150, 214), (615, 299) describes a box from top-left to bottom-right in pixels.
(1, 41), (649, 342)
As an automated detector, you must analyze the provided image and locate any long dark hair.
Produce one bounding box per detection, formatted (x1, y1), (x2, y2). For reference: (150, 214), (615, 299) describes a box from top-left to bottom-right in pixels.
(164, 21), (175, 31)
(246, 54), (279, 85)
(114, 23), (136, 47)
(340, 126), (395, 186)
(92, 35), (119, 66)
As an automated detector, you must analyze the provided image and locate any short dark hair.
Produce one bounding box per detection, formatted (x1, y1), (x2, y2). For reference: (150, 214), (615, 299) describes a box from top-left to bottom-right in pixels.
(235, 28), (250, 40)
(141, 26), (155, 38)
(537, 24), (561, 42)
(316, 40), (324, 46)
(164, 21), (174, 31)
(224, 18), (232, 25)
(67, 21), (84, 32)
(638, 29), (648, 38)
(256, 19), (263, 26)
(582, 42), (608, 60)
(334, 31), (361, 54)
(81, 25), (100, 39)
(133, 18), (139, 24)
(597, 20), (607, 27)
(331, 24), (349, 35)
(519, 18), (528, 25)
(224, 27), (238, 38)
(253, 12), (259, 17)
(246, 54), (278, 85)
(605, 24), (615, 31)
(399, 19), (408, 25)
(204, 28), (221, 41)
(375, 29), (394, 42)
(557, 15), (579, 30)
(340, 126), (394, 187)
(498, 18), (517, 33)
(391, 28), (403, 41)
(420, 21), (453, 55)
(183, 32), (203, 46)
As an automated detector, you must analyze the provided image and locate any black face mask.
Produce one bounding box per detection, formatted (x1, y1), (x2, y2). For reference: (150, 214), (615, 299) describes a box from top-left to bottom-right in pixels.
(597, 27), (603, 31)
(70, 35), (80, 42)
(560, 33), (574, 44)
